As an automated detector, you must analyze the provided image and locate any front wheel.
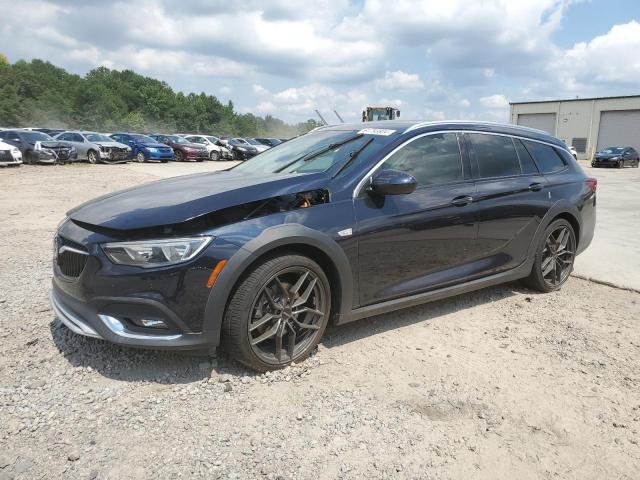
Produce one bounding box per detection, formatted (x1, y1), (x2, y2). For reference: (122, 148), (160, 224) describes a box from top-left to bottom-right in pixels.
(174, 150), (184, 162)
(135, 152), (146, 163)
(618, 160), (624, 168)
(524, 219), (576, 293)
(222, 254), (331, 371)
(209, 150), (220, 161)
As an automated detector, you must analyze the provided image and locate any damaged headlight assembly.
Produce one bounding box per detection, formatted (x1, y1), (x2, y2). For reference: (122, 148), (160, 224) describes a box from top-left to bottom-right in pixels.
(102, 237), (212, 268)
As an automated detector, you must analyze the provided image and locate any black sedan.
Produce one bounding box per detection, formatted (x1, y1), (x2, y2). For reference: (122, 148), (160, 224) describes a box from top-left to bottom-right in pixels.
(592, 146), (639, 168)
(51, 121), (596, 371)
(0, 129), (78, 164)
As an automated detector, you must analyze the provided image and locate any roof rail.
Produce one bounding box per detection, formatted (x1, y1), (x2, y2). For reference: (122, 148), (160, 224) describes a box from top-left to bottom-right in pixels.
(403, 120), (550, 136)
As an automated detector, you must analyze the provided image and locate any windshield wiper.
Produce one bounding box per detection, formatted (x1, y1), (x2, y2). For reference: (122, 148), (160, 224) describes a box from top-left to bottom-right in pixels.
(332, 137), (374, 177)
(275, 133), (364, 173)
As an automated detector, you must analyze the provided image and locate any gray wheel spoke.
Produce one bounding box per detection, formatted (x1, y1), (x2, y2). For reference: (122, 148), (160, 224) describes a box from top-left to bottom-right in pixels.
(542, 258), (555, 276)
(275, 322), (285, 362)
(292, 278), (317, 308)
(274, 276), (289, 296)
(286, 323), (296, 358)
(263, 288), (281, 310)
(250, 321), (281, 345)
(293, 319), (321, 330)
(290, 271), (309, 295)
(249, 313), (277, 332)
(292, 307), (323, 318)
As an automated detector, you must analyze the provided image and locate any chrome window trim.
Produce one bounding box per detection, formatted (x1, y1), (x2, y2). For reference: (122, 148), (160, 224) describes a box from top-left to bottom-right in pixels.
(353, 129), (570, 198)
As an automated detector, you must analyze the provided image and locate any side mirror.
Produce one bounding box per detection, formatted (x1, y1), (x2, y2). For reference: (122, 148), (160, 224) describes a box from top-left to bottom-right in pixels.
(369, 170), (417, 196)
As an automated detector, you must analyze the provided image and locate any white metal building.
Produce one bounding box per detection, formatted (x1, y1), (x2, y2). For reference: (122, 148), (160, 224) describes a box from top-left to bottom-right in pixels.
(509, 95), (640, 159)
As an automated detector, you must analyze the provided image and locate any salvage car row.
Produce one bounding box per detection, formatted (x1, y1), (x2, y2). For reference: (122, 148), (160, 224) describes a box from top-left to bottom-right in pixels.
(0, 128), (286, 166)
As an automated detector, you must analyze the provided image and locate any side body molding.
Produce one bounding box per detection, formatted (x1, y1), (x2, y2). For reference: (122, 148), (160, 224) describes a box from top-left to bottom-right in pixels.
(202, 224), (354, 348)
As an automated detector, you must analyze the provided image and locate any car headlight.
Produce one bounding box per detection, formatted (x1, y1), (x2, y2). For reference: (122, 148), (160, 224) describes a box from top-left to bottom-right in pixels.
(147, 147), (158, 152)
(102, 237), (212, 268)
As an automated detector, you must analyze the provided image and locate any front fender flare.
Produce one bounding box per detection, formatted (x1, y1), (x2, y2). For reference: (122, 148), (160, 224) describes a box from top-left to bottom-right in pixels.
(202, 224), (354, 348)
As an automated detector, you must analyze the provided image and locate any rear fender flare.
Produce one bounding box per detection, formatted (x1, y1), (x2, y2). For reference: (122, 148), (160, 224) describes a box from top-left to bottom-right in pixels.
(526, 200), (582, 260)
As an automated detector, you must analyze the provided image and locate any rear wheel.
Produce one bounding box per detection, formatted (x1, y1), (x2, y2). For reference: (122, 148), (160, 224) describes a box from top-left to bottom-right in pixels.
(222, 254), (331, 371)
(524, 219), (576, 292)
(87, 150), (98, 164)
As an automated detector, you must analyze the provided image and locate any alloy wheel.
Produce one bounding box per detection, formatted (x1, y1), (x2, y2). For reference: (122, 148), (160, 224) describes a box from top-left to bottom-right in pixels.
(88, 151), (98, 164)
(248, 267), (326, 364)
(541, 226), (575, 287)
(136, 152), (145, 163)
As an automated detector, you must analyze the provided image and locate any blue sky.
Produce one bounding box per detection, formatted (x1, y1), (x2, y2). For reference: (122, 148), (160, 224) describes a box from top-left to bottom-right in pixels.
(2, 0), (639, 124)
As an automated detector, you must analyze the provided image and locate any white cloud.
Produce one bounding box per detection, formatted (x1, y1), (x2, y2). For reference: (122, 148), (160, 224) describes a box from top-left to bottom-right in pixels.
(479, 94), (510, 109)
(459, 99), (471, 108)
(376, 71), (424, 90)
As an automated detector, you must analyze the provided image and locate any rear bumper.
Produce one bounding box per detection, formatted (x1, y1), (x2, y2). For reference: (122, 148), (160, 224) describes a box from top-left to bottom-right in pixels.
(50, 285), (212, 350)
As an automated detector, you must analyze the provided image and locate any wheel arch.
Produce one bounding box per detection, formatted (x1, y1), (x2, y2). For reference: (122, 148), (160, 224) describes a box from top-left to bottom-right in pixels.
(526, 201), (582, 260)
(202, 224), (354, 349)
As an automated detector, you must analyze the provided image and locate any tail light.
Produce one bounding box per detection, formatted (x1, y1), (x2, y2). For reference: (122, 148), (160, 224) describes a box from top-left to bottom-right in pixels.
(585, 177), (597, 193)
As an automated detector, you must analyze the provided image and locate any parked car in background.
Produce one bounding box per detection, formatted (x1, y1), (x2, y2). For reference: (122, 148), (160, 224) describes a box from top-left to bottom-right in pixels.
(0, 139), (22, 167)
(569, 146), (578, 160)
(54, 131), (131, 164)
(109, 133), (173, 163)
(253, 138), (282, 148)
(227, 138), (269, 160)
(592, 146), (639, 168)
(149, 134), (209, 162)
(0, 129), (77, 164)
(32, 128), (66, 137)
(51, 121), (596, 371)
(183, 134), (232, 160)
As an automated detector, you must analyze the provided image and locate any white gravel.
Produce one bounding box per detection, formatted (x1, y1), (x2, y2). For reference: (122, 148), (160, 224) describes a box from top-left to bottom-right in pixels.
(1, 164), (639, 479)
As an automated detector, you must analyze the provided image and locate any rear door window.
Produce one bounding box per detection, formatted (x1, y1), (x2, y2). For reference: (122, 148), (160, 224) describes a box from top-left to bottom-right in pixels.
(467, 133), (521, 178)
(522, 140), (567, 173)
(514, 139), (540, 174)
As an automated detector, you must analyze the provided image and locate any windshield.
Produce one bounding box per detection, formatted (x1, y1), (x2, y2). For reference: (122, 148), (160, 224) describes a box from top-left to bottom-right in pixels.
(233, 129), (392, 175)
(246, 138), (262, 145)
(85, 133), (113, 142)
(167, 135), (189, 144)
(21, 131), (53, 142)
(205, 136), (219, 143)
(131, 134), (157, 143)
(602, 147), (624, 154)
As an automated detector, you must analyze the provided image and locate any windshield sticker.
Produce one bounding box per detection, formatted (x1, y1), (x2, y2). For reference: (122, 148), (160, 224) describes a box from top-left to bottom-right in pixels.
(357, 128), (396, 136)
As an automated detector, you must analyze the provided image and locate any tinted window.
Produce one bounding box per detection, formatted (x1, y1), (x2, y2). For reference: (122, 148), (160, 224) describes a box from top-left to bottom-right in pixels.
(381, 132), (463, 186)
(514, 139), (539, 174)
(523, 140), (567, 173)
(468, 133), (520, 178)
(71, 133), (84, 142)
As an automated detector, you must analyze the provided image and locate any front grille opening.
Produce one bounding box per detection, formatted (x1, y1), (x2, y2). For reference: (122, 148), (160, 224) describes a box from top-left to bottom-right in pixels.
(56, 236), (88, 278)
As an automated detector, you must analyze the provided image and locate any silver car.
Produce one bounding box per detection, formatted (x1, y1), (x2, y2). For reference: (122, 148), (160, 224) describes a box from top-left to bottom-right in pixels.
(54, 131), (132, 164)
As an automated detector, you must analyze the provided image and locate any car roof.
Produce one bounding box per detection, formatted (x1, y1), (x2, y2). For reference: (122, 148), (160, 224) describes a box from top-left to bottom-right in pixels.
(315, 120), (565, 148)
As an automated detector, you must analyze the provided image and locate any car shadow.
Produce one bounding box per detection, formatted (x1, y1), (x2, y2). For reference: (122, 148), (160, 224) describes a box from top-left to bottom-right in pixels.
(49, 282), (532, 384)
(321, 282), (526, 349)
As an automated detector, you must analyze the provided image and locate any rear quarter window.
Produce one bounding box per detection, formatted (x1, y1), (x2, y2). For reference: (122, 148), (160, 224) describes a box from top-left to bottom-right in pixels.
(522, 140), (567, 173)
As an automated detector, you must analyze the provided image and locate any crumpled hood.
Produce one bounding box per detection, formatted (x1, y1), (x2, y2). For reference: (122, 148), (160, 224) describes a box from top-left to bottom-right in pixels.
(95, 141), (129, 149)
(67, 170), (328, 230)
(37, 141), (68, 149)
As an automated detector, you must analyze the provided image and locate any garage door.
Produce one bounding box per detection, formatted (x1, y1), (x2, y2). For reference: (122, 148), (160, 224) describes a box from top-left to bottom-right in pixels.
(517, 113), (556, 135)
(597, 110), (640, 151)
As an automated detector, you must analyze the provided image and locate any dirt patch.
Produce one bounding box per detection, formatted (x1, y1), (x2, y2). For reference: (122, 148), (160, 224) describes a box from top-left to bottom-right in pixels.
(1, 165), (639, 479)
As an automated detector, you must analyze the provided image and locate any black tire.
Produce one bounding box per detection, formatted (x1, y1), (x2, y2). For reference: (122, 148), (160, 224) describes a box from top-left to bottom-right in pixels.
(523, 219), (576, 293)
(222, 253), (331, 372)
(634, 159), (639, 168)
(209, 150), (220, 161)
(135, 151), (146, 163)
(174, 150), (184, 162)
(27, 151), (37, 165)
(87, 149), (98, 164)
(161, 160), (168, 163)
(618, 160), (623, 168)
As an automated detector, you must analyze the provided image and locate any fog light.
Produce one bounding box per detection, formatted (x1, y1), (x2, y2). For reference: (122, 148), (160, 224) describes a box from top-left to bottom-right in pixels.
(136, 318), (168, 329)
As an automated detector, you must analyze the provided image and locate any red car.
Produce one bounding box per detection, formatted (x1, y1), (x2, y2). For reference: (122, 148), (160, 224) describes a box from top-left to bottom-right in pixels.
(150, 134), (209, 162)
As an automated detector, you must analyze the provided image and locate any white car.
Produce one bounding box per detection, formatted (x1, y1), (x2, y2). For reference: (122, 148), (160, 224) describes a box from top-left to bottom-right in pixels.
(0, 140), (23, 166)
(183, 134), (232, 161)
(569, 146), (578, 160)
(235, 138), (270, 153)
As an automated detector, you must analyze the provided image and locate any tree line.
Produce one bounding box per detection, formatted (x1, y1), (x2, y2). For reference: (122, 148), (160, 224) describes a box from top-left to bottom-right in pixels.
(0, 55), (318, 138)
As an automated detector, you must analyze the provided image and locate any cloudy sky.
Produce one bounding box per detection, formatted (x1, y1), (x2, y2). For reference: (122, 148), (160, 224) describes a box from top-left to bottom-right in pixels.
(2, 0), (640, 123)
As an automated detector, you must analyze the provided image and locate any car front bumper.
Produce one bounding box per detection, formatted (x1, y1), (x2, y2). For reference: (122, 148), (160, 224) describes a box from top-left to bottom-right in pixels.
(50, 286), (211, 349)
(145, 150), (174, 160)
(592, 159), (620, 167)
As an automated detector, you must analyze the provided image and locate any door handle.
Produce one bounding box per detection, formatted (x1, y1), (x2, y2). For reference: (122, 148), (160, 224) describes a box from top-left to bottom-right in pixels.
(451, 195), (473, 207)
(528, 183), (543, 192)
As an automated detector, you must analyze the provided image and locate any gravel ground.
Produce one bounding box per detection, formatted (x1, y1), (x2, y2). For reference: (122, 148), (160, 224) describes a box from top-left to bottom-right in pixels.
(1, 164), (639, 480)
